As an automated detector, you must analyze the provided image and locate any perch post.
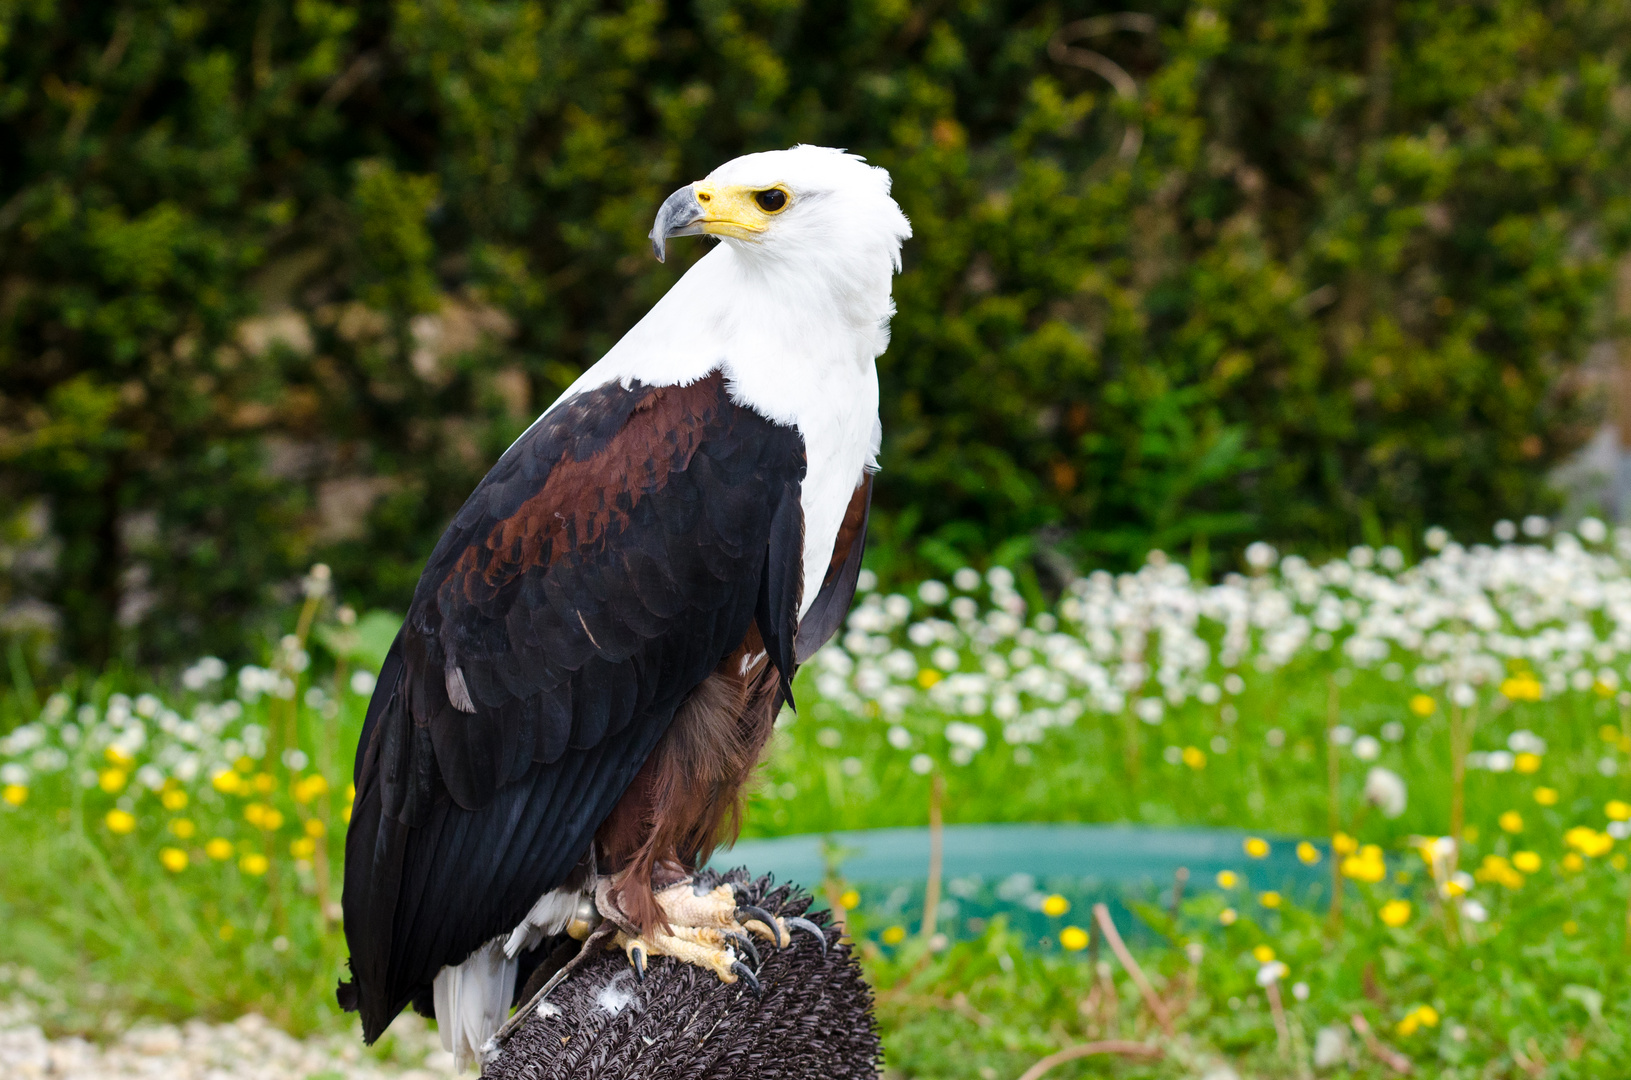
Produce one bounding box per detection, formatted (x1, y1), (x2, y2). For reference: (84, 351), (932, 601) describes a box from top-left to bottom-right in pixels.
(482, 873), (879, 1080)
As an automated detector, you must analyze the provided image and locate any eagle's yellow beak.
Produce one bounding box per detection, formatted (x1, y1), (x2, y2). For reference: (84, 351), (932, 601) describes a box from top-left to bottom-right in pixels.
(649, 183), (791, 261)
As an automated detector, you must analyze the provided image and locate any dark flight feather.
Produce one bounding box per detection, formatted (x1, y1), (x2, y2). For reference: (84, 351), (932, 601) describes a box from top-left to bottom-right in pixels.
(796, 474), (872, 663)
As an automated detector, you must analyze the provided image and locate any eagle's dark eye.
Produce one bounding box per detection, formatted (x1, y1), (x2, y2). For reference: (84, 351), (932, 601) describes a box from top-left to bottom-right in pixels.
(754, 188), (788, 213)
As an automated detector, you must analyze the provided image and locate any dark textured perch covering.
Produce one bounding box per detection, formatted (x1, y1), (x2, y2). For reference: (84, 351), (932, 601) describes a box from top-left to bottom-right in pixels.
(482, 871), (880, 1079)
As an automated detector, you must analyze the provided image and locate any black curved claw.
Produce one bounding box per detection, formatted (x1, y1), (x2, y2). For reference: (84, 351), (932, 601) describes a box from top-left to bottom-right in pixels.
(724, 929), (761, 970)
(629, 943), (647, 982)
(730, 959), (762, 995)
(737, 905), (787, 947)
(784, 916), (828, 955)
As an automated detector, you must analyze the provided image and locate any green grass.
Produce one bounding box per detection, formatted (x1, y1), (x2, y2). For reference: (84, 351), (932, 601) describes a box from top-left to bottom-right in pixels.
(5, 609), (1631, 1075)
(751, 658), (1631, 1078)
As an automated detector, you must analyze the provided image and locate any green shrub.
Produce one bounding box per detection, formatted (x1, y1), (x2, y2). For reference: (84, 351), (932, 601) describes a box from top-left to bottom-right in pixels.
(4, 0), (1631, 662)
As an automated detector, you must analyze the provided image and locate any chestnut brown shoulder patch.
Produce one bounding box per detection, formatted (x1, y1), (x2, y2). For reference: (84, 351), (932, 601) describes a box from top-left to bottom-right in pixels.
(448, 375), (727, 599)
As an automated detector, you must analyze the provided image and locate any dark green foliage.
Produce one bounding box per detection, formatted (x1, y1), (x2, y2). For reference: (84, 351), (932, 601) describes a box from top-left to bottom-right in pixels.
(3, 0), (1630, 662)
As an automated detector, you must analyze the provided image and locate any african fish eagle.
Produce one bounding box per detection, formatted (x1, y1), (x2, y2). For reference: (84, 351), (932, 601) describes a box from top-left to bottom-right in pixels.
(338, 145), (911, 1069)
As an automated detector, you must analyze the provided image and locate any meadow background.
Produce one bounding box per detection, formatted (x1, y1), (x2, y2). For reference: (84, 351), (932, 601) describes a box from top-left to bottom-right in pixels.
(8, 1), (1631, 1077)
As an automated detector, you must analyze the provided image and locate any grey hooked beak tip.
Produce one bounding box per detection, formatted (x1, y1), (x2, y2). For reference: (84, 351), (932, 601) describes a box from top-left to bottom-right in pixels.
(650, 184), (705, 263)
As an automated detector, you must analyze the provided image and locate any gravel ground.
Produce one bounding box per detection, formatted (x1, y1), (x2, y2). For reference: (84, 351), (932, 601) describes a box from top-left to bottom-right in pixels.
(0, 1001), (456, 1079)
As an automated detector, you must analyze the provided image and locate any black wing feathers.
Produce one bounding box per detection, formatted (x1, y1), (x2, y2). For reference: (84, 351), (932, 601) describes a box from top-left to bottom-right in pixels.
(795, 473), (873, 663)
(756, 479), (804, 703)
(342, 372), (807, 1040)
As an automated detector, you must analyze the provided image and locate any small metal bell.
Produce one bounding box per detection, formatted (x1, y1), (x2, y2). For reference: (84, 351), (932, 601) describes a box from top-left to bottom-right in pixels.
(566, 895), (600, 940)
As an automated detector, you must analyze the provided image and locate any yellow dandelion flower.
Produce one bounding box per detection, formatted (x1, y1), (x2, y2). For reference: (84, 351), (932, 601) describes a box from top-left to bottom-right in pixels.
(1332, 832), (1358, 855)
(1042, 894), (1070, 917)
(1409, 694), (1436, 717)
(1342, 845), (1387, 883)
(1607, 800), (1631, 822)
(341, 802), (352, 823)
(1416, 1005), (1439, 1027)
(1216, 870), (1239, 888)
(1397, 1014), (1420, 1036)
(1562, 853), (1585, 873)
(234, 756), (255, 773)
(1252, 945), (1275, 964)
(1565, 826), (1613, 857)
(1379, 899), (1411, 927)
(243, 803), (267, 827)
(1182, 746), (1206, 769)
(1060, 926), (1089, 951)
(2, 784), (27, 806)
(1499, 810), (1523, 833)
(261, 808), (284, 831)
(104, 745), (133, 767)
(169, 818), (196, 839)
(1259, 891), (1282, 909)
(161, 788), (188, 811)
(1499, 675), (1543, 702)
(159, 847), (188, 873)
(98, 768), (127, 794)
(1512, 851), (1542, 873)
(917, 670), (942, 689)
(1244, 837), (1270, 859)
(1534, 787), (1559, 806)
(1513, 752), (1542, 774)
(294, 774), (329, 803)
(253, 773), (275, 794)
(345, 782), (356, 802)
(1296, 841), (1321, 865)
(205, 838), (234, 860)
(104, 809), (136, 834)
(211, 770), (242, 795)
(1475, 855), (1523, 889)
(881, 926), (906, 945)
(1219, 907), (1238, 925)
(289, 837), (317, 859)
(304, 818), (326, 838)
(839, 889), (860, 910)
(1563, 919), (1579, 934)
(240, 853), (269, 876)
(1601, 724), (1621, 743)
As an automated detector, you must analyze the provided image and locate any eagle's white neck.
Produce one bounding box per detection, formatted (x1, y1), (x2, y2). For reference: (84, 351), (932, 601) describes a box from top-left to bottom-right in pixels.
(558, 240), (894, 417)
(547, 239), (898, 617)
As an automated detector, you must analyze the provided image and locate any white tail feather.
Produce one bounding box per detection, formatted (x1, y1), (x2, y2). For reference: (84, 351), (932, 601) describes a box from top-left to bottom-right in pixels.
(431, 887), (585, 1072)
(503, 887), (581, 958)
(432, 938), (516, 1073)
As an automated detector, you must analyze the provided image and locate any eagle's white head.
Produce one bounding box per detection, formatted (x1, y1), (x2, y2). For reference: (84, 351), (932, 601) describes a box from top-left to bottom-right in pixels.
(563, 144), (906, 443)
(650, 145), (912, 277)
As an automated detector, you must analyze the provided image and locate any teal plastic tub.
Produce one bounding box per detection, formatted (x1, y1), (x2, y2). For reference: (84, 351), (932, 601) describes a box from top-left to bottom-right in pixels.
(714, 823), (1330, 946)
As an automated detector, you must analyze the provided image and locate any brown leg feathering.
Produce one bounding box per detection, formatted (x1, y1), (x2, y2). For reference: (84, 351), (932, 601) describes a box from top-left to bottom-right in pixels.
(594, 627), (783, 936)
